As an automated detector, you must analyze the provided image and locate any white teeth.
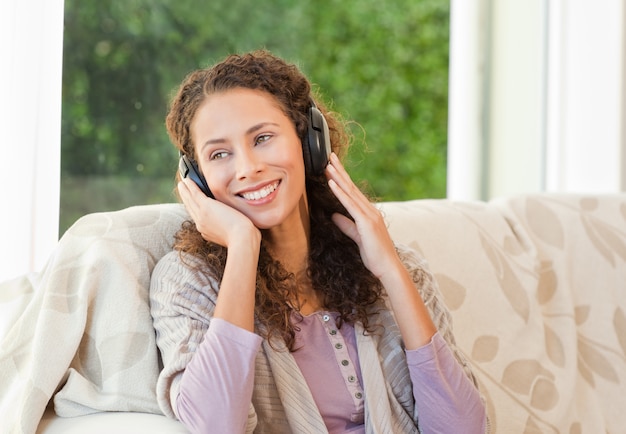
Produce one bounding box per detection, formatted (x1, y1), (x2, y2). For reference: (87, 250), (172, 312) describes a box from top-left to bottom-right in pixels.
(241, 182), (278, 201)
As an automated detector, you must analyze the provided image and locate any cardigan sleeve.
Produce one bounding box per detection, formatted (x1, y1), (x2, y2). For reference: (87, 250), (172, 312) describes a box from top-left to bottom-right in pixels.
(176, 318), (262, 434)
(407, 333), (486, 433)
(149, 251), (261, 433)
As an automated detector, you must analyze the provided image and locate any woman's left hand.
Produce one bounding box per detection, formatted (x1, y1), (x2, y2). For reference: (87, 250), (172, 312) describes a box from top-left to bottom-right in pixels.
(325, 152), (401, 281)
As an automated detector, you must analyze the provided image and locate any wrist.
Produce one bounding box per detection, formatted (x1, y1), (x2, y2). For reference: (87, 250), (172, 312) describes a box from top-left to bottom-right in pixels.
(377, 256), (410, 289)
(227, 224), (261, 252)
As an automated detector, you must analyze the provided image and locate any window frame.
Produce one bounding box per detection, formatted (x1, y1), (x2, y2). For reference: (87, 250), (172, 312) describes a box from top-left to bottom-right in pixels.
(447, 0), (626, 200)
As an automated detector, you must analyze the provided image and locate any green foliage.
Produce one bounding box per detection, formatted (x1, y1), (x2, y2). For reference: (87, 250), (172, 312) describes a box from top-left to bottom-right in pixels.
(60, 0), (449, 232)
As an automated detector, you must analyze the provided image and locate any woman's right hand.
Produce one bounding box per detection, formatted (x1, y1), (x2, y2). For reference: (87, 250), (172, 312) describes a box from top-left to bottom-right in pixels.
(178, 178), (260, 248)
(178, 177), (261, 332)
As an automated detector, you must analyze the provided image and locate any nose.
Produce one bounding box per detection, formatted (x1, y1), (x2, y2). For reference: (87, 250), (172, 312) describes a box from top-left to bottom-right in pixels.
(235, 147), (264, 180)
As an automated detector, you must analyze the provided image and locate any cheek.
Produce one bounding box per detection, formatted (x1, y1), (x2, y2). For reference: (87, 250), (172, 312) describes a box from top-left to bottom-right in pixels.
(282, 144), (307, 175)
(202, 165), (230, 198)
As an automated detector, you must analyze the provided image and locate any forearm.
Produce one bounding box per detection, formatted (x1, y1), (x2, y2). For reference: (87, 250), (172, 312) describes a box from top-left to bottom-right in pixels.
(213, 231), (261, 331)
(379, 259), (437, 350)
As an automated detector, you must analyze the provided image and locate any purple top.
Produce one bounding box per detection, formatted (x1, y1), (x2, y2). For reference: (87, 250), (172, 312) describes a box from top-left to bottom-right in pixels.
(292, 312), (365, 433)
(175, 316), (485, 433)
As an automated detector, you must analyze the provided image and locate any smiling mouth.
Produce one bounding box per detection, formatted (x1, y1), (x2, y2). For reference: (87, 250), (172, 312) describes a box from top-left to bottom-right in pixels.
(240, 181), (280, 201)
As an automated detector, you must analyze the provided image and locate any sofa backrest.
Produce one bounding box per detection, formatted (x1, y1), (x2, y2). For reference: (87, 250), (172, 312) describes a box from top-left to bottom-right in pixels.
(380, 194), (626, 433)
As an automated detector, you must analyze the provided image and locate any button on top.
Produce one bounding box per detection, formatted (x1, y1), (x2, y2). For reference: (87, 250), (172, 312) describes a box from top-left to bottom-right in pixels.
(329, 329), (337, 335)
(322, 314), (331, 322)
(341, 359), (349, 366)
(335, 343), (343, 349)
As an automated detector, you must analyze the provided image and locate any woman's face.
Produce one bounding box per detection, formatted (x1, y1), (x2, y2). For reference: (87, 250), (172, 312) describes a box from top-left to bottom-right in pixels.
(190, 87), (308, 231)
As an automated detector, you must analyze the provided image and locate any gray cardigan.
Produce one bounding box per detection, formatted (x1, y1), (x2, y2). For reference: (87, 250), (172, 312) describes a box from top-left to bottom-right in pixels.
(150, 245), (478, 433)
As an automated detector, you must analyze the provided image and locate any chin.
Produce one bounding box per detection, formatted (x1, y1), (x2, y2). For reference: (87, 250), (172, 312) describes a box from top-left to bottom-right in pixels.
(246, 208), (297, 231)
(249, 217), (281, 231)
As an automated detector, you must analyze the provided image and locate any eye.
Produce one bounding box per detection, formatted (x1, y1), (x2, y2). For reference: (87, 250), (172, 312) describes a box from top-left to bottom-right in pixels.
(255, 134), (271, 145)
(210, 150), (229, 161)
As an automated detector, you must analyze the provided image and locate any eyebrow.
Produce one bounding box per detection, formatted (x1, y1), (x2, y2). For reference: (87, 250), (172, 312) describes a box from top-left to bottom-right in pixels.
(199, 122), (281, 152)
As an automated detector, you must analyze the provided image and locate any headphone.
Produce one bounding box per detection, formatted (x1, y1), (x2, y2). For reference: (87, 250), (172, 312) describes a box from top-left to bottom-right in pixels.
(178, 101), (331, 199)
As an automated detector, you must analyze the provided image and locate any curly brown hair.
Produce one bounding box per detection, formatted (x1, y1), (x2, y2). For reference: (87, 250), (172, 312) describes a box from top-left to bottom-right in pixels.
(166, 50), (384, 350)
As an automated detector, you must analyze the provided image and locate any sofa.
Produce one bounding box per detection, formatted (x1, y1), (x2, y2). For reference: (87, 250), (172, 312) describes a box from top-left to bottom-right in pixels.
(1, 193), (625, 434)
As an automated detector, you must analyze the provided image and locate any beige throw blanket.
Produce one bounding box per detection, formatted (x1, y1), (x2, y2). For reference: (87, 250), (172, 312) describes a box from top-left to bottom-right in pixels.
(0, 204), (187, 434)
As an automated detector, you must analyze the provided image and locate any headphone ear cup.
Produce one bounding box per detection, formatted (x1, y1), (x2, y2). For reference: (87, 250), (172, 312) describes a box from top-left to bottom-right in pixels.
(306, 105), (331, 175)
(178, 153), (214, 198)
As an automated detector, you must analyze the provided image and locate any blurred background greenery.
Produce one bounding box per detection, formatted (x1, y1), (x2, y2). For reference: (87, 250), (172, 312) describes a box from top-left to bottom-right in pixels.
(60, 0), (450, 235)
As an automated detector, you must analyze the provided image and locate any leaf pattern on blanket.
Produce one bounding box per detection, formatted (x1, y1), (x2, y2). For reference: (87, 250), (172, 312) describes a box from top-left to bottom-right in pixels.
(614, 308), (626, 358)
(101, 331), (152, 381)
(525, 198), (564, 249)
(578, 338), (619, 385)
(536, 260), (557, 304)
(544, 324), (565, 367)
(434, 273), (466, 310)
(523, 416), (542, 433)
(77, 333), (103, 386)
(471, 335), (499, 363)
(575, 304), (620, 386)
(574, 305), (590, 325)
(502, 359), (559, 411)
(503, 234), (525, 255)
(47, 291), (82, 315)
(480, 232), (530, 322)
(0, 275), (35, 302)
(581, 214), (626, 267)
(569, 422), (582, 434)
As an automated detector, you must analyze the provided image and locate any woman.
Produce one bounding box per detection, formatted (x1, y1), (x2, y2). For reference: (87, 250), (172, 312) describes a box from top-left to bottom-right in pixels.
(150, 49), (486, 434)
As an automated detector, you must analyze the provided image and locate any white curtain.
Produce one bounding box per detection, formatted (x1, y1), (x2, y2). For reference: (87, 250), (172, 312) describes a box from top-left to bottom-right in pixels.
(447, 0), (626, 200)
(0, 0), (64, 281)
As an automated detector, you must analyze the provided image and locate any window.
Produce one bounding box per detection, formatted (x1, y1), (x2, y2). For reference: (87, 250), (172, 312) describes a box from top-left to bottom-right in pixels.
(60, 0), (451, 234)
(4, 0), (623, 281)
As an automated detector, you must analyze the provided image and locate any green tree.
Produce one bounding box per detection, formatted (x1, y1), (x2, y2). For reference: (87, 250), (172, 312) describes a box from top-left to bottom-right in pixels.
(60, 0), (449, 232)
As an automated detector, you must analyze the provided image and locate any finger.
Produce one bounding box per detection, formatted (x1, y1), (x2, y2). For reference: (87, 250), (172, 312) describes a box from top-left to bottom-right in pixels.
(177, 181), (193, 210)
(326, 156), (371, 215)
(331, 212), (360, 243)
(327, 166), (380, 226)
(326, 153), (356, 191)
(178, 179), (206, 222)
(180, 177), (207, 202)
(328, 178), (362, 218)
(326, 152), (349, 177)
